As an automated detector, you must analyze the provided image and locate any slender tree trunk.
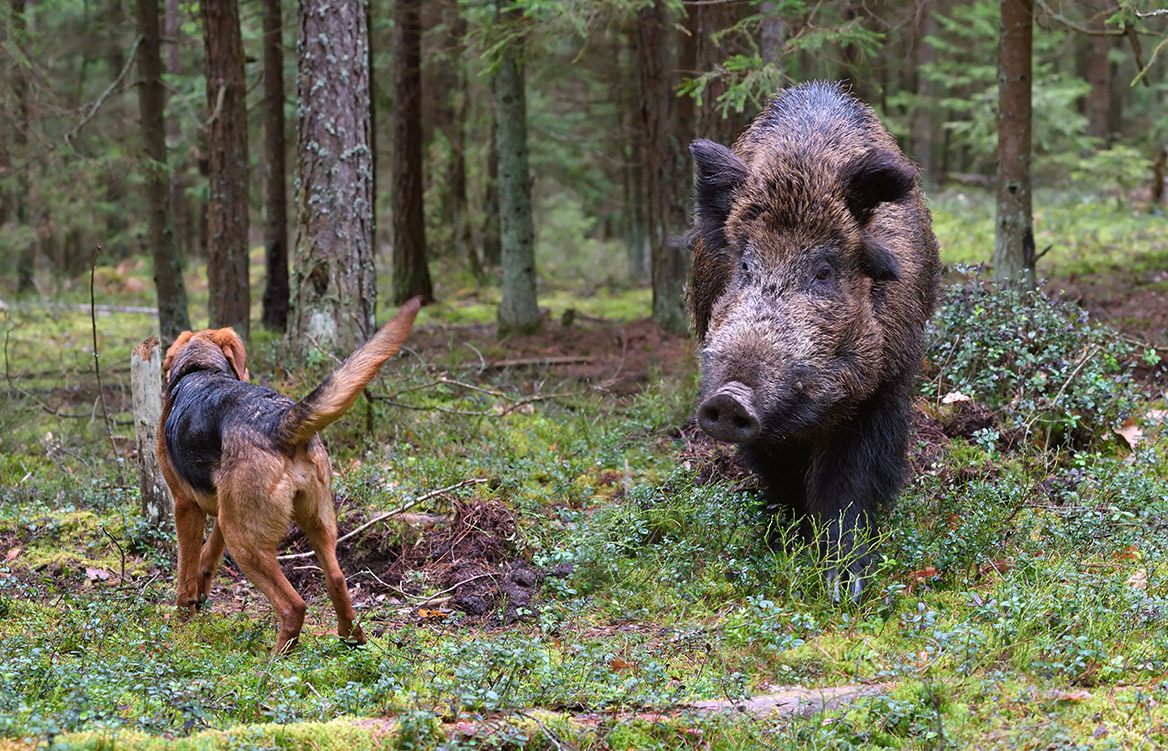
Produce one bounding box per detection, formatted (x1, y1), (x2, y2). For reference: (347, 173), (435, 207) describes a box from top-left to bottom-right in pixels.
(637, 0), (689, 333)
(759, 1), (786, 69)
(164, 0), (191, 260)
(201, 0), (251, 338)
(494, 1), (539, 336)
(291, 0), (376, 354)
(13, 0), (35, 293)
(137, 0), (191, 342)
(1084, 0), (1112, 144)
(623, 32), (648, 282)
(260, 0), (289, 331)
(911, 4), (938, 184)
(391, 0), (433, 304)
(441, 4), (477, 277)
(993, 0), (1036, 288)
(482, 108), (502, 268)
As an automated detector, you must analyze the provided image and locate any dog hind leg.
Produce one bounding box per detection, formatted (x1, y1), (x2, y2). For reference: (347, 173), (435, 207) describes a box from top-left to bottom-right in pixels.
(295, 500), (365, 645)
(219, 519), (307, 654)
(197, 520), (227, 602)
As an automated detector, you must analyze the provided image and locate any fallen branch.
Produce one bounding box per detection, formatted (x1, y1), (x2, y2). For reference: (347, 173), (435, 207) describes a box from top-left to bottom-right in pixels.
(488, 355), (592, 369)
(277, 478), (488, 561)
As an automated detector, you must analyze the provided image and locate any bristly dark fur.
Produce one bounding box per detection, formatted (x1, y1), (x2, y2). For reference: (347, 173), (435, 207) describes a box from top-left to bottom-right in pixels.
(686, 80), (941, 598)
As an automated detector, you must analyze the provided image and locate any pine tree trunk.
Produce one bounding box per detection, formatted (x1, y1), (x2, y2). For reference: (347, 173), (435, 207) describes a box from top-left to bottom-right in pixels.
(391, 0), (433, 304)
(260, 0), (289, 331)
(911, 6), (938, 184)
(494, 2), (539, 336)
(993, 0), (1036, 288)
(441, 4), (477, 277)
(201, 0), (251, 338)
(1084, 0), (1112, 144)
(137, 0), (191, 342)
(637, 0), (689, 333)
(164, 0), (191, 260)
(291, 0), (376, 354)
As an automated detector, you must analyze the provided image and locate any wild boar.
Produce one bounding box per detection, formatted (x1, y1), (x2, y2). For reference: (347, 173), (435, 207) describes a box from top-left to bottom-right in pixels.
(687, 81), (940, 599)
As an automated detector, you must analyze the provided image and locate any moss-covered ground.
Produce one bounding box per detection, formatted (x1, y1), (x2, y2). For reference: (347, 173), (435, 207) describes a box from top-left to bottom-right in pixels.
(1, 188), (1167, 749)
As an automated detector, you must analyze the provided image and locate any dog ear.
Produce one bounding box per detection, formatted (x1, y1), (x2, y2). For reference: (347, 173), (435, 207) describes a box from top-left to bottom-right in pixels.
(162, 332), (195, 382)
(211, 329), (250, 381)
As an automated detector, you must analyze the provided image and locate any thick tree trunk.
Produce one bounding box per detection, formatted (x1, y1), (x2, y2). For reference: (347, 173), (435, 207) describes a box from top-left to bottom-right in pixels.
(260, 0), (289, 331)
(993, 0), (1036, 288)
(494, 2), (539, 336)
(137, 0), (191, 342)
(637, 0), (689, 333)
(201, 0), (251, 338)
(291, 0), (376, 354)
(391, 0), (433, 304)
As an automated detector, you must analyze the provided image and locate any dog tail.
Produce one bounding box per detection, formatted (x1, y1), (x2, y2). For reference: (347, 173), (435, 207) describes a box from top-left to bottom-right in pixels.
(276, 297), (422, 448)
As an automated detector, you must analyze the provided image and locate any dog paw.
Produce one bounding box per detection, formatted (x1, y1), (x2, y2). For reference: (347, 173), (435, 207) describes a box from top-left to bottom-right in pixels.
(341, 624), (367, 647)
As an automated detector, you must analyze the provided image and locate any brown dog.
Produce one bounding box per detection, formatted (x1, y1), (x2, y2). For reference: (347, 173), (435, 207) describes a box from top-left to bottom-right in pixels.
(158, 299), (421, 653)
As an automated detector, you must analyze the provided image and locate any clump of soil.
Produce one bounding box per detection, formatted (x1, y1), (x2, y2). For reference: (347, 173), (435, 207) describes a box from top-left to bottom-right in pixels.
(677, 419), (758, 490)
(279, 496), (539, 624)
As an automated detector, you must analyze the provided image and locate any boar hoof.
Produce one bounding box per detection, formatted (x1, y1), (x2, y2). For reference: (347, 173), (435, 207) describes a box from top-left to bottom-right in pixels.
(698, 388), (761, 443)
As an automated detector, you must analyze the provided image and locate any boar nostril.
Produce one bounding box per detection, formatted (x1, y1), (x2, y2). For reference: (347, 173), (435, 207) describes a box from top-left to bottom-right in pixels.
(698, 390), (761, 444)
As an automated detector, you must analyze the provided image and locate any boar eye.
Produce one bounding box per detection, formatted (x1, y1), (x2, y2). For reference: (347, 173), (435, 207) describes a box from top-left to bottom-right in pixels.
(814, 265), (833, 281)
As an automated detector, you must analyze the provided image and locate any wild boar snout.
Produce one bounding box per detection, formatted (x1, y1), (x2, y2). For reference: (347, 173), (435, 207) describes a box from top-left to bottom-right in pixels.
(698, 383), (761, 443)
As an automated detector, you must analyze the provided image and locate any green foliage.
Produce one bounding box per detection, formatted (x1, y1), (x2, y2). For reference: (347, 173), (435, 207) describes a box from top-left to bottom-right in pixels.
(925, 274), (1139, 446)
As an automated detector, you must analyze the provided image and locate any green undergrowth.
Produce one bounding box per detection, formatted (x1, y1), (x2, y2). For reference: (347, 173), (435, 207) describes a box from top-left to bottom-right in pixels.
(4, 200), (1168, 748)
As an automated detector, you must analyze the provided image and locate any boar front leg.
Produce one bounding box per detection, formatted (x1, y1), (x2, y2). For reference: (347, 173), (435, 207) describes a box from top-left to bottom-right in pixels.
(806, 383), (911, 601)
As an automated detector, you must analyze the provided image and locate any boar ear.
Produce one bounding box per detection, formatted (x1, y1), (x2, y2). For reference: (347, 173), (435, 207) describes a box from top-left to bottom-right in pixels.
(841, 150), (916, 224)
(859, 235), (902, 282)
(691, 139), (748, 239)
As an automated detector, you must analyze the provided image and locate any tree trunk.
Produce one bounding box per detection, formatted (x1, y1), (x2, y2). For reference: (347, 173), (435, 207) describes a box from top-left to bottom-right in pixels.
(911, 5), (938, 184)
(13, 0), (34, 294)
(291, 0), (376, 354)
(482, 108), (502, 268)
(993, 0), (1036, 288)
(201, 0), (251, 339)
(623, 33), (649, 282)
(164, 0), (191, 260)
(759, 1), (787, 69)
(260, 0), (289, 331)
(131, 337), (169, 526)
(137, 0), (191, 343)
(637, 0), (689, 333)
(391, 0), (433, 304)
(440, 4), (477, 277)
(494, 1), (539, 336)
(1083, 0), (1112, 144)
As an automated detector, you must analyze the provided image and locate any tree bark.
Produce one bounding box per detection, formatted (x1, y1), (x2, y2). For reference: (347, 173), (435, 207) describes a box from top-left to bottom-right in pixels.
(260, 0), (289, 331)
(637, 0), (689, 333)
(494, 1), (539, 336)
(137, 0), (192, 343)
(391, 0), (433, 304)
(993, 0), (1036, 288)
(163, 0), (192, 261)
(911, 5), (938, 184)
(291, 0), (377, 354)
(201, 0), (251, 339)
(131, 337), (169, 526)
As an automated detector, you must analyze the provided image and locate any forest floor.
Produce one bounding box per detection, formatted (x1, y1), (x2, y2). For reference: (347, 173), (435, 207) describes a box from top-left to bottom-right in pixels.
(1, 189), (1168, 750)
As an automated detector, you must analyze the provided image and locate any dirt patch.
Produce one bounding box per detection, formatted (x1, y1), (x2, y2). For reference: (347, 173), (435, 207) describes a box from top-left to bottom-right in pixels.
(408, 316), (693, 395)
(276, 496), (540, 625)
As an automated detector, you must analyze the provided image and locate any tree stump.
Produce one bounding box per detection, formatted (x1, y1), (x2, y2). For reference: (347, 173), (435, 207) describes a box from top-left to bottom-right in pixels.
(131, 337), (170, 526)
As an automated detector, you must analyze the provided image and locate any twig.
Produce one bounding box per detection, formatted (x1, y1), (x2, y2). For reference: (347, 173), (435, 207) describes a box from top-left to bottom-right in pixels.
(276, 478), (487, 561)
(100, 525), (126, 584)
(67, 35), (143, 148)
(488, 355), (592, 369)
(90, 247), (127, 487)
(396, 571), (499, 605)
(515, 710), (573, 751)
